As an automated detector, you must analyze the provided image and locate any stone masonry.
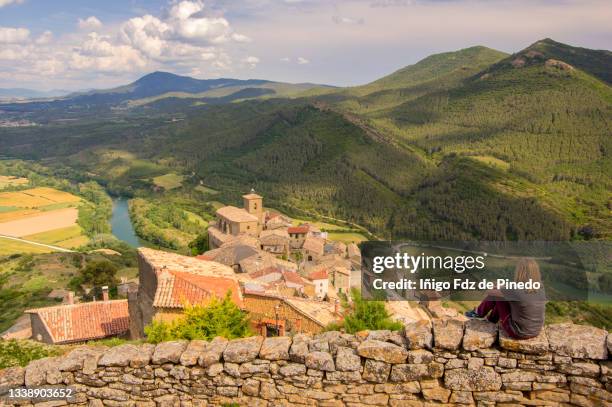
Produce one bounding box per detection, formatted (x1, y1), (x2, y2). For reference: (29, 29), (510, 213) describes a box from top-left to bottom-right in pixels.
(1, 319), (610, 406)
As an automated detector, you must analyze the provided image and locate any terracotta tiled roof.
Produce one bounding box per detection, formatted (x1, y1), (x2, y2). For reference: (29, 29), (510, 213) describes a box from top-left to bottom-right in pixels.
(153, 270), (243, 309)
(26, 300), (129, 344)
(282, 271), (306, 286)
(308, 269), (328, 281)
(288, 226), (309, 234)
(216, 206), (258, 223)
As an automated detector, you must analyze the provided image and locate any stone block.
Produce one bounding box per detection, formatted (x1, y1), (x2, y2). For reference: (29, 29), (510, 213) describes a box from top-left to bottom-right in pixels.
(547, 323), (608, 360)
(179, 340), (207, 366)
(444, 367), (502, 391)
(389, 364), (429, 382)
(152, 340), (187, 364)
(305, 351), (335, 372)
(499, 329), (548, 355)
(260, 336), (292, 360)
(404, 320), (433, 350)
(223, 336), (263, 363)
(463, 319), (497, 351)
(422, 386), (451, 403)
(335, 346), (361, 372)
(289, 333), (312, 363)
(362, 360), (390, 383)
(357, 340), (408, 364)
(407, 350), (433, 364)
(199, 337), (228, 367)
(432, 318), (464, 350)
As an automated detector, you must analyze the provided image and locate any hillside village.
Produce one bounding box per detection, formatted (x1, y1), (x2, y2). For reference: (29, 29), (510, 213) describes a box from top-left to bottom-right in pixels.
(10, 191), (434, 345)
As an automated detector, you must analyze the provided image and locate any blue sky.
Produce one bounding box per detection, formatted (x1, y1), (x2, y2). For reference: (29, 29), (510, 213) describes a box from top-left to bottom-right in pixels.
(0, 0), (610, 90)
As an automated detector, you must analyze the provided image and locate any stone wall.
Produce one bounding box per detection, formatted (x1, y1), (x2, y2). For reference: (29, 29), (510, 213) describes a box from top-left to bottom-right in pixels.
(1, 319), (610, 407)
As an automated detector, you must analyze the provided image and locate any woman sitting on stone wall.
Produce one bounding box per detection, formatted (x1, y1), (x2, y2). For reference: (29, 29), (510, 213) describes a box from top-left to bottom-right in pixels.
(466, 258), (546, 339)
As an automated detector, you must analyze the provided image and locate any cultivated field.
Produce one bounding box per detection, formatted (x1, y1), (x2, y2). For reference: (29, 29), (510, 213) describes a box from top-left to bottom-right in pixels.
(0, 187), (89, 252)
(0, 207), (78, 237)
(0, 187), (80, 209)
(0, 176), (28, 189)
(0, 237), (53, 255)
(153, 173), (184, 190)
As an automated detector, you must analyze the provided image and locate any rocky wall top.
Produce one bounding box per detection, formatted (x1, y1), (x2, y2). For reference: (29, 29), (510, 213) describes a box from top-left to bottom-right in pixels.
(1, 319), (610, 406)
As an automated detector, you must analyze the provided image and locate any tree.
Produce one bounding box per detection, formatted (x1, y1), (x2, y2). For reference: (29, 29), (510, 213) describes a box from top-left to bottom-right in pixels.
(79, 260), (119, 287)
(328, 288), (402, 333)
(188, 233), (209, 255)
(144, 292), (251, 343)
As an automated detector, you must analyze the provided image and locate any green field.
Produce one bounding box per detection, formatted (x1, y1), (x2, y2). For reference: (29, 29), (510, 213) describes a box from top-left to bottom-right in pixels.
(23, 225), (90, 249)
(0, 238), (53, 255)
(195, 185), (219, 194)
(326, 232), (368, 244)
(153, 173), (184, 190)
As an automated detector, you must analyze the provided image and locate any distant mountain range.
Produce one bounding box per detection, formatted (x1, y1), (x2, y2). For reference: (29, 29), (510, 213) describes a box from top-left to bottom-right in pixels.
(0, 88), (71, 100)
(0, 72), (331, 111)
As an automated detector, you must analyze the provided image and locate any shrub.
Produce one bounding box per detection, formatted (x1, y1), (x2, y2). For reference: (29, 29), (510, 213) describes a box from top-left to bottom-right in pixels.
(144, 292), (251, 343)
(0, 340), (63, 369)
(327, 288), (403, 333)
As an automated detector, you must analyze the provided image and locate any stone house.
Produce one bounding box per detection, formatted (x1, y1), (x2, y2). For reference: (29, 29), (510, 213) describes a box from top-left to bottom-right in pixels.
(26, 298), (129, 344)
(199, 244), (260, 273)
(259, 229), (290, 255)
(208, 192), (264, 249)
(307, 269), (329, 299)
(328, 266), (351, 295)
(129, 248), (243, 339)
(302, 235), (326, 261)
(288, 225), (309, 249)
(242, 289), (339, 336)
(265, 213), (291, 230)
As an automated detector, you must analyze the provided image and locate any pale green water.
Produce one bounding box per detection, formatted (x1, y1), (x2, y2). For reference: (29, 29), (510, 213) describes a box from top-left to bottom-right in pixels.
(111, 197), (141, 247)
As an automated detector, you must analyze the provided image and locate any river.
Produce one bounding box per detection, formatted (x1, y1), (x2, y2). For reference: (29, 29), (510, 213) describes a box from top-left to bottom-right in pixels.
(110, 197), (141, 247)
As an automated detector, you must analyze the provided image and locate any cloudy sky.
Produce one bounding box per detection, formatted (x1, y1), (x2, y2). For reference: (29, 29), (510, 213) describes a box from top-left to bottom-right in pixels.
(0, 0), (610, 90)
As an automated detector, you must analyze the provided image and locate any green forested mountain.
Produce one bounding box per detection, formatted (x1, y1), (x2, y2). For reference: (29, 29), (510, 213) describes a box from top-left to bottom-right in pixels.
(0, 38), (609, 241)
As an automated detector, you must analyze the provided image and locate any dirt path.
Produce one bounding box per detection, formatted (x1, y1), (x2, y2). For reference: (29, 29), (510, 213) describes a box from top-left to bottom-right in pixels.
(0, 207), (78, 237)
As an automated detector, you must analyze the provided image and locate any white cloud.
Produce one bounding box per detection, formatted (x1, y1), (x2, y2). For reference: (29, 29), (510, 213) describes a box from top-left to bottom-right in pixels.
(242, 55), (260, 68)
(231, 33), (252, 43)
(120, 1), (249, 63)
(78, 16), (103, 30)
(71, 32), (148, 72)
(0, 0), (24, 8)
(297, 56), (309, 64)
(332, 15), (365, 25)
(0, 26), (30, 44)
(280, 57), (290, 62)
(35, 30), (53, 45)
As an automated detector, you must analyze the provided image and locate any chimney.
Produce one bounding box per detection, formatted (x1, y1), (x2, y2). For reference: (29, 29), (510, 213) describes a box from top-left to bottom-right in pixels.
(102, 286), (109, 301)
(65, 291), (74, 305)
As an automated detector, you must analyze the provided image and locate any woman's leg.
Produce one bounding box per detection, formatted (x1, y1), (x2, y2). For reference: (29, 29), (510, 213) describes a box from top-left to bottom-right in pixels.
(487, 304), (500, 323)
(494, 301), (520, 338)
(476, 295), (497, 317)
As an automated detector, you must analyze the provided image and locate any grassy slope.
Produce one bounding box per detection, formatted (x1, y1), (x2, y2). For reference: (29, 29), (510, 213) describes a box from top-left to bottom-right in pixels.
(364, 42), (612, 237)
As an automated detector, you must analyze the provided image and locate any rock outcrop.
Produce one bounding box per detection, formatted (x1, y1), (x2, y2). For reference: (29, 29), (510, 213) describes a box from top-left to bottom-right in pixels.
(1, 320), (610, 406)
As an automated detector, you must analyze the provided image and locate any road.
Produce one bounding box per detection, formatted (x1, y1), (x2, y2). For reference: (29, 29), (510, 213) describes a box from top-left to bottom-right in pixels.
(0, 234), (74, 253)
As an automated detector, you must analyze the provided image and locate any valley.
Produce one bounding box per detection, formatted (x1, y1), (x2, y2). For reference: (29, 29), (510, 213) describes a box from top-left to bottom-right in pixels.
(0, 38), (610, 335)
